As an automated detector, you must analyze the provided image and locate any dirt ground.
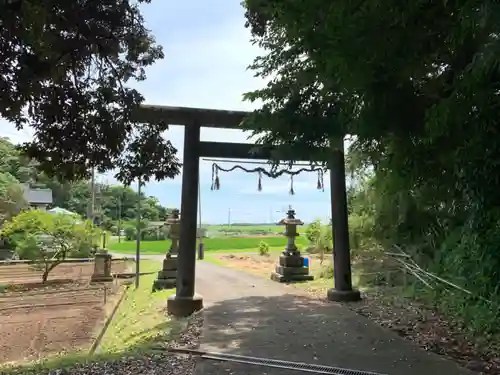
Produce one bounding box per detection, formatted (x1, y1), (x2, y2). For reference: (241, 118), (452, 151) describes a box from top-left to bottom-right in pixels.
(213, 253), (330, 279)
(0, 260), (128, 285)
(0, 260), (131, 364)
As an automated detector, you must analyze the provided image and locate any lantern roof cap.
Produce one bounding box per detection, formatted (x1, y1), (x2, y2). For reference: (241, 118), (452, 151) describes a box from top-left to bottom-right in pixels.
(278, 206), (303, 225)
(278, 217), (303, 225)
(166, 209), (180, 224)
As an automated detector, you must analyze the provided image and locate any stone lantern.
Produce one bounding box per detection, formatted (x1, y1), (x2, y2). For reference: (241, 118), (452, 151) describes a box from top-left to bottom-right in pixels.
(153, 209), (180, 291)
(271, 206), (314, 283)
(91, 249), (113, 282)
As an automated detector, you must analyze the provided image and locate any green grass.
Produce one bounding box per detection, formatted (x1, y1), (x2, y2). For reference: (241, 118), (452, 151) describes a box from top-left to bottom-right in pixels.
(206, 224), (305, 236)
(109, 236), (308, 254)
(1, 260), (183, 375)
(98, 260), (182, 353)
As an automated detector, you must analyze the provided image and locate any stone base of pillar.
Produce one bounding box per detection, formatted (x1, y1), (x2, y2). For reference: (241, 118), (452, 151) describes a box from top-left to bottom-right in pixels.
(91, 251), (113, 283)
(152, 257), (178, 291)
(327, 288), (361, 302)
(166, 294), (203, 317)
(270, 254), (314, 283)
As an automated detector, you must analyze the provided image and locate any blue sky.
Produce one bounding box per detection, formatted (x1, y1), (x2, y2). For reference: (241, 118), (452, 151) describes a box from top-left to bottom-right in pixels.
(0, 1), (333, 224)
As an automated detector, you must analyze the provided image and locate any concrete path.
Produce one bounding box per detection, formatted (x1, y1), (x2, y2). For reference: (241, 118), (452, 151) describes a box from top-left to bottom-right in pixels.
(111, 252), (474, 374)
(194, 261), (474, 375)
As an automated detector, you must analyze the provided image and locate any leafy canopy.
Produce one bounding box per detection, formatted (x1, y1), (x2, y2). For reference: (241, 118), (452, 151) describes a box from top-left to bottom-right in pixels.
(241, 0), (500, 336)
(2, 209), (101, 281)
(0, 0), (180, 184)
(0, 172), (27, 225)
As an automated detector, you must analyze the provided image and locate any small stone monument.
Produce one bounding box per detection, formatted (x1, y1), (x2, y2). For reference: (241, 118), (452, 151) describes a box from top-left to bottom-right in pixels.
(91, 249), (113, 282)
(153, 209), (180, 291)
(271, 206), (314, 283)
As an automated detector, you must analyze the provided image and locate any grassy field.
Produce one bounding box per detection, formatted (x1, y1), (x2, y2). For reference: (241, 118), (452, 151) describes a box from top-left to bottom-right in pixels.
(109, 236), (308, 254)
(206, 224), (305, 237)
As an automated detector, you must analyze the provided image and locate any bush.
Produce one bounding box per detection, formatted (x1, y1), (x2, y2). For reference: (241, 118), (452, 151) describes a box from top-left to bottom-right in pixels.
(142, 227), (166, 241)
(124, 226), (136, 241)
(258, 240), (270, 256)
(306, 224), (332, 265)
(1, 210), (100, 282)
(318, 264), (334, 279)
(305, 219), (322, 244)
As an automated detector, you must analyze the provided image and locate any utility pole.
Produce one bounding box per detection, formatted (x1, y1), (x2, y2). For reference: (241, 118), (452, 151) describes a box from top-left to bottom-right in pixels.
(227, 208), (231, 227)
(117, 196), (122, 243)
(89, 167), (96, 222)
(135, 177), (142, 288)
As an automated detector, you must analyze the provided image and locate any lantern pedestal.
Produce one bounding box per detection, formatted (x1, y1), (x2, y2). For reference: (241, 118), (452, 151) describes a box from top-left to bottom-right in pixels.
(91, 250), (113, 282)
(271, 207), (314, 283)
(153, 256), (178, 290)
(153, 209), (180, 291)
(271, 254), (314, 282)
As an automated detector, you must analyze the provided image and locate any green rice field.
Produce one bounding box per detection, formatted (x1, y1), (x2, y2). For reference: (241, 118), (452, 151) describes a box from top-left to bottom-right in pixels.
(205, 224), (305, 237)
(109, 235), (308, 254)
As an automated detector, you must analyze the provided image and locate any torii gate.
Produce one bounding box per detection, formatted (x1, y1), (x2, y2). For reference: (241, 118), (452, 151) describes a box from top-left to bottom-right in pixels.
(133, 104), (361, 316)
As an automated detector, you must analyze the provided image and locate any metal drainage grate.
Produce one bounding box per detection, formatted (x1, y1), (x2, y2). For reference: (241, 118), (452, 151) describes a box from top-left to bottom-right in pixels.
(167, 348), (386, 375)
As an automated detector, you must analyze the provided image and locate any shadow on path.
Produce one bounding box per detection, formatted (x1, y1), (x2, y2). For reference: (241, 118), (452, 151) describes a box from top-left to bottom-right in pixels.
(194, 264), (474, 375)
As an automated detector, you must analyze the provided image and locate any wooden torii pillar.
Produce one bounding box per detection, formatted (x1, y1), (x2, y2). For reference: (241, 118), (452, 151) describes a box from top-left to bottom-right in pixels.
(133, 105), (360, 316)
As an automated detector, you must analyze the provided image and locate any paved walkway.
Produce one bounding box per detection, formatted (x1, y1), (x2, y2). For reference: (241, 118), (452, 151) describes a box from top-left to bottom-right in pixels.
(112, 252), (474, 374)
(194, 261), (474, 375)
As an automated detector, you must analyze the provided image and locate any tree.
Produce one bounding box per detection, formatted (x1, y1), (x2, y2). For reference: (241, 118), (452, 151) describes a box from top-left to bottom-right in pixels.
(305, 219), (321, 245)
(305, 219), (331, 264)
(242, 0), (500, 334)
(0, 0), (180, 184)
(0, 172), (27, 226)
(1, 210), (100, 282)
(0, 137), (175, 231)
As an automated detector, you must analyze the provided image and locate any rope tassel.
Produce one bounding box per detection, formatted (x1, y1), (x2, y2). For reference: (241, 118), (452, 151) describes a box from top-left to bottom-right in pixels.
(210, 164), (220, 190)
(257, 171), (262, 191)
(289, 175), (295, 195)
(214, 169), (220, 190)
(210, 164), (215, 190)
(317, 170), (324, 191)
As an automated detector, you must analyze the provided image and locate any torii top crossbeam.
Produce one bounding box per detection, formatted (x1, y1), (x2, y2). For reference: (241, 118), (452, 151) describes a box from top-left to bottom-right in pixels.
(133, 104), (327, 161)
(132, 104), (250, 129)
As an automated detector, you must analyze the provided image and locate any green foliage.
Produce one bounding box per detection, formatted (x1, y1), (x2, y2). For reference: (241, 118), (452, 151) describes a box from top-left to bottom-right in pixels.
(1, 210), (100, 282)
(0, 137), (174, 234)
(242, 0), (500, 338)
(304, 219), (332, 266)
(0, 1), (183, 184)
(124, 225), (137, 241)
(305, 219), (321, 244)
(110, 236), (308, 254)
(0, 172), (27, 225)
(258, 240), (270, 256)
